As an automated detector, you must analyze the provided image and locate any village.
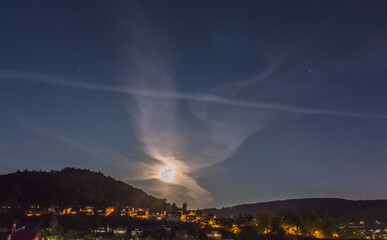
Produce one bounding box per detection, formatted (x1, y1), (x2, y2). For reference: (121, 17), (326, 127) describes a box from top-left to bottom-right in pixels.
(23, 204), (202, 223)
(1, 204), (228, 239)
(2, 204), (387, 240)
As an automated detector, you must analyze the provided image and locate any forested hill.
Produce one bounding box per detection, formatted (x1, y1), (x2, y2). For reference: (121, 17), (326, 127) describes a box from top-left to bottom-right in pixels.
(0, 168), (170, 210)
(204, 198), (387, 222)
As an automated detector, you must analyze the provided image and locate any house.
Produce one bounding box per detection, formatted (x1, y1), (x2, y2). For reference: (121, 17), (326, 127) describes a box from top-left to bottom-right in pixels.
(93, 225), (112, 234)
(113, 228), (127, 235)
(185, 212), (197, 223)
(96, 209), (105, 216)
(206, 229), (222, 239)
(46, 207), (56, 214)
(62, 208), (72, 215)
(105, 207), (114, 216)
(25, 210), (42, 217)
(131, 229), (142, 237)
(93, 227), (107, 234)
(135, 209), (149, 219)
(149, 212), (164, 220)
(25, 205), (42, 217)
(80, 206), (94, 216)
(120, 208), (128, 216)
(69, 207), (79, 215)
(53, 208), (64, 216)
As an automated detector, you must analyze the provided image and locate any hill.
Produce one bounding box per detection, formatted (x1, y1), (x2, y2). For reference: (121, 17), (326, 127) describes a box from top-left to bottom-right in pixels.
(204, 198), (387, 222)
(0, 168), (170, 210)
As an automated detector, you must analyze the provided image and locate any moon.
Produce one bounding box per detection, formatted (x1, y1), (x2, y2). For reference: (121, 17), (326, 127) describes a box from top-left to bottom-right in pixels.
(159, 165), (176, 182)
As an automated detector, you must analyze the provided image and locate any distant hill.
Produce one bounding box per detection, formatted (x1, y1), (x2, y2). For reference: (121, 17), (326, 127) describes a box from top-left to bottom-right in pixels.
(204, 198), (387, 222)
(0, 168), (171, 210)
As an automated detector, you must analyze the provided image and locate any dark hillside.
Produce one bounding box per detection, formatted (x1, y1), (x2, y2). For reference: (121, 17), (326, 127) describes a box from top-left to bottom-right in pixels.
(0, 168), (170, 210)
(204, 198), (387, 221)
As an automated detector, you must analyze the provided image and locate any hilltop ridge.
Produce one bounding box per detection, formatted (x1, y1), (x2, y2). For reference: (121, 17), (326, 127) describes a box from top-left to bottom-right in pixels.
(204, 198), (387, 222)
(0, 168), (171, 210)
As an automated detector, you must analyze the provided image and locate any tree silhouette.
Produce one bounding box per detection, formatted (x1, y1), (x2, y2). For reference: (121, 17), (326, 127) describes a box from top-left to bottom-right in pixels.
(254, 210), (276, 234)
(182, 202), (188, 213)
(41, 216), (64, 240)
(322, 214), (337, 238)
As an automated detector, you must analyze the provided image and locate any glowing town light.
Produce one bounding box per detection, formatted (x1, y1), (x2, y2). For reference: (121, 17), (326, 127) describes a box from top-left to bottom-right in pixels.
(159, 165), (176, 182)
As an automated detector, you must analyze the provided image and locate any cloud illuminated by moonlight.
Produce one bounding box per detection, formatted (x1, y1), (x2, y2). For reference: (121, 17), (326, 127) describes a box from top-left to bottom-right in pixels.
(121, 32), (273, 208)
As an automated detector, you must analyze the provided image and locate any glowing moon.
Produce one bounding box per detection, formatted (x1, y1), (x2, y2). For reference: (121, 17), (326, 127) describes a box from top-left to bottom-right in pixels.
(159, 165), (176, 182)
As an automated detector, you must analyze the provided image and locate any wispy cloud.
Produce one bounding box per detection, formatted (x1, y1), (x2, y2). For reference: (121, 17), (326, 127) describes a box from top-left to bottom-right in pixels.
(213, 52), (290, 97)
(1, 70), (386, 120)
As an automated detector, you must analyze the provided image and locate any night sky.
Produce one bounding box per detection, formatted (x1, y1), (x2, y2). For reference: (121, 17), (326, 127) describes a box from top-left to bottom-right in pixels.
(1, 1), (387, 208)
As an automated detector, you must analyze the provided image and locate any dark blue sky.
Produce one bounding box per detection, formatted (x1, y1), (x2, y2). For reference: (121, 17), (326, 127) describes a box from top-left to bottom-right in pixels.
(1, 0), (387, 208)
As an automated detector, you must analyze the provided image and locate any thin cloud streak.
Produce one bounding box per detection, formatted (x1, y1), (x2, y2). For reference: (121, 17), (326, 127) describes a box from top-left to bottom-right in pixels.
(20, 118), (146, 176)
(1, 70), (387, 120)
(21, 119), (116, 165)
